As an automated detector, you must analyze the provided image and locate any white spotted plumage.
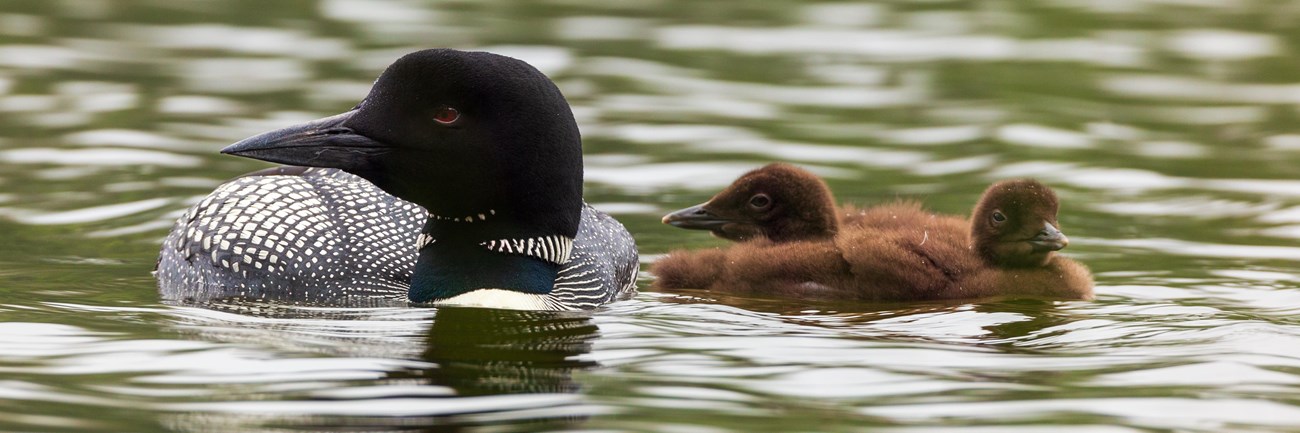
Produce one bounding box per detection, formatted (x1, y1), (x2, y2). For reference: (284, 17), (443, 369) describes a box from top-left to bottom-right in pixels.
(157, 168), (424, 304)
(157, 168), (638, 309)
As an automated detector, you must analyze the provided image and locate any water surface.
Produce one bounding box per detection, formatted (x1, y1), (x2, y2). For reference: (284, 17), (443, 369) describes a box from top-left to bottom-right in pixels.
(2, 0), (1300, 431)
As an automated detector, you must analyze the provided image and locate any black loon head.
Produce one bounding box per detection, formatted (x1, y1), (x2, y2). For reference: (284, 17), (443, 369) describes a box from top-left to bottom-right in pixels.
(222, 49), (583, 239)
(220, 49), (585, 303)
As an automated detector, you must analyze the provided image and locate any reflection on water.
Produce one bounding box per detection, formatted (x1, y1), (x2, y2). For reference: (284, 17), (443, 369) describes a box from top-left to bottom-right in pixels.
(152, 305), (600, 431)
(419, 308), (599, 397)
(1, 0), (1300, 431)
(0, 303), (604, 431)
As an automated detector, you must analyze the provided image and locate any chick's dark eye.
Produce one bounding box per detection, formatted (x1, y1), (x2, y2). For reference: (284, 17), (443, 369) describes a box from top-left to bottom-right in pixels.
(433, 107), (460, 125)
(749, 194), (771, 209)
(991, 211), (1007, 223)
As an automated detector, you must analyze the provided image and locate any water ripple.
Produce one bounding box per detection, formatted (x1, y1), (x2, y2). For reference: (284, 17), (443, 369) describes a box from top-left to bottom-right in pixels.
(0, 198), (171, 225)
(2, 1), (1300, 432)
(0, 148), (201, 167)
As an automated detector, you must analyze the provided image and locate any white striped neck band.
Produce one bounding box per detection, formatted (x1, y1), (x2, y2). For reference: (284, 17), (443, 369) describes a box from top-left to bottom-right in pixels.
(479, 235), (575, 265)
(414, 233), (575, 266)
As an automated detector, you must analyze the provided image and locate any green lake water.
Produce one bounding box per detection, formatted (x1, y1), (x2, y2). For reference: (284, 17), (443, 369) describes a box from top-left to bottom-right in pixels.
(2, 0), (1300, 431)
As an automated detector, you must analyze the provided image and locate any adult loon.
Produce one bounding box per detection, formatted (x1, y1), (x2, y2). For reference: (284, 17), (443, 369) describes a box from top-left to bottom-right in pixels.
(156, 49), (639, 310)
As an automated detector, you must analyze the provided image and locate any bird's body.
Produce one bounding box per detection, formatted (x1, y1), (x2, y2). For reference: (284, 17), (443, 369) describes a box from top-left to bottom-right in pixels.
(157, 167), (422, 305)
(157, 168), (637, 308)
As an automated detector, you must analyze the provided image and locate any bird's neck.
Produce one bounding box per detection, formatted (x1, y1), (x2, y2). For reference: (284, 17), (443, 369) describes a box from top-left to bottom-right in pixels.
(769, 208), (839, 242)
(408, 216), (573, 304)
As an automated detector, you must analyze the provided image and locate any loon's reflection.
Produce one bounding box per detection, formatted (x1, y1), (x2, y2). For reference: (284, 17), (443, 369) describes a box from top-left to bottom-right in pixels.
(161, 302), (602, 431)
(405, 306), (600, 396)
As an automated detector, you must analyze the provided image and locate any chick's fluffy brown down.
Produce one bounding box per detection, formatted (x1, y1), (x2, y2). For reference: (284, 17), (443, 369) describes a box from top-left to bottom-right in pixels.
(652, 179), (1093, 302)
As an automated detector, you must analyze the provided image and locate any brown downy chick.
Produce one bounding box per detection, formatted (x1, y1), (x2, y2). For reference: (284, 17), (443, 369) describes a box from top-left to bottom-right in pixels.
(661, 163), (840, 242)
(662, 163), (929, 242)
(653, 179), (1093, 302)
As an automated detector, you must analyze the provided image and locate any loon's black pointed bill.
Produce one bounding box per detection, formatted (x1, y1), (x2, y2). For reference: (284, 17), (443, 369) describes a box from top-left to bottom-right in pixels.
(662, 203), (730, 231)
(220, 109), (387, 170)
(1028, 222), (1069, 252)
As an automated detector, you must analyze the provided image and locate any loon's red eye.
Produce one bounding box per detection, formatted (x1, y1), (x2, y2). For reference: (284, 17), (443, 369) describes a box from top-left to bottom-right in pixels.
(433, 107), (460, 124)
